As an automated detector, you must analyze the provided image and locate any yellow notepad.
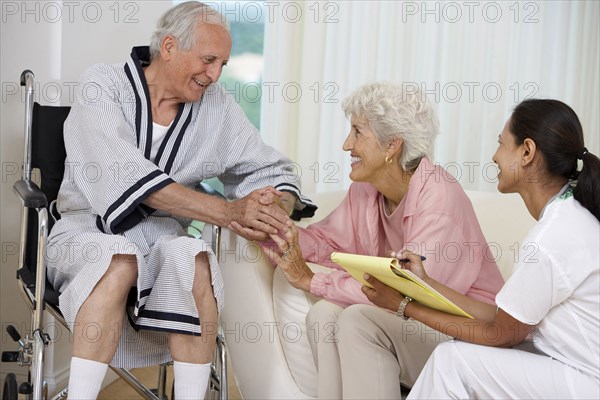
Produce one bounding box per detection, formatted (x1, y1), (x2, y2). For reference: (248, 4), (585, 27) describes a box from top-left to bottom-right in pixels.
(330, 252), (473, 318)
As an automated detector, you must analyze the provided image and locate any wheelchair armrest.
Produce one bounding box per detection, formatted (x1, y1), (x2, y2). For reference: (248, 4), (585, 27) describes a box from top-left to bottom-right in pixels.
(13, 179), (47, 208)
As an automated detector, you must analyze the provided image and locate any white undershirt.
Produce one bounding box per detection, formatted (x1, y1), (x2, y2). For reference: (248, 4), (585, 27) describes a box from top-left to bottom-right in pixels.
(151, 122), (171, 161)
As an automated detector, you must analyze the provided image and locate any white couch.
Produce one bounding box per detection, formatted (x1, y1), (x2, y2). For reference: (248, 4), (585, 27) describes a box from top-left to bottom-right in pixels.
(212, 190), (536, 399)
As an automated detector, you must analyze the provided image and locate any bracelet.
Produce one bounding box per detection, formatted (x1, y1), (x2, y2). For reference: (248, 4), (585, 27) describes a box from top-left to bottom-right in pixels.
(395, 296), (413, 320)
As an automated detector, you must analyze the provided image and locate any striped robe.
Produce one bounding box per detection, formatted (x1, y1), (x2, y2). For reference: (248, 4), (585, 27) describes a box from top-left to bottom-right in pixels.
(46, 46), (316, 368)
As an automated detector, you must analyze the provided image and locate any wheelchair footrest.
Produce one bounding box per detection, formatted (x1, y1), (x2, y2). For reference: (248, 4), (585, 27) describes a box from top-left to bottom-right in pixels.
(1, 351), (19, 362)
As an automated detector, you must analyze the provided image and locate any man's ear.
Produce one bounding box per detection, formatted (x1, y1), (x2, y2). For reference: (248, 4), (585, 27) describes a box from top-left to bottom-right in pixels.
(161, 35), (176, 60)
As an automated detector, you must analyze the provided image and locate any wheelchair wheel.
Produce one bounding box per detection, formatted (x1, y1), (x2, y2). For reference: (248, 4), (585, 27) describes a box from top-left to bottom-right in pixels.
(2, 373), (18, 400)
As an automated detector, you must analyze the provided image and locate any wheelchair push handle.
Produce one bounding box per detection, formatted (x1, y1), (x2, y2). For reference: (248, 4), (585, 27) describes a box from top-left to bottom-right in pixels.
(20, 70), (34, 87)
(19, 69), (35, 181)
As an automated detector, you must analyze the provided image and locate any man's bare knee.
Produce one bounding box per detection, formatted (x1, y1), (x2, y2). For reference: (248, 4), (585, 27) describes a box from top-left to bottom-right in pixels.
(93, 254), (137, 297)
(109, 253), (137, 279)
(73, 254), (136, 361)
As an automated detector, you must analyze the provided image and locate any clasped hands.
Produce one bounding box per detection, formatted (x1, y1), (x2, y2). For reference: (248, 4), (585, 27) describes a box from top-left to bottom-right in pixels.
(227, 186), (313, 291)
(227, 186), (295, 241)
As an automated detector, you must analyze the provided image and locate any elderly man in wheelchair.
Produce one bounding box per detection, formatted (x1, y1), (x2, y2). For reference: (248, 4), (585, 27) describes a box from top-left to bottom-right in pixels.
(4, 1), (315, 399)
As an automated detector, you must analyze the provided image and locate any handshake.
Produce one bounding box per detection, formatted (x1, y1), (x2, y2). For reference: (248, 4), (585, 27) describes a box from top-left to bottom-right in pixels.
(226, 186), (296, 241)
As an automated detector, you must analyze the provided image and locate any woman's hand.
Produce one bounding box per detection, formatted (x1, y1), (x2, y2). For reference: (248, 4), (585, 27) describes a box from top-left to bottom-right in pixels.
(363, 250), (428, 312)
(362, 274), (405, 312)
(268, 223), (314, 292)
(392, 250), (430, 282)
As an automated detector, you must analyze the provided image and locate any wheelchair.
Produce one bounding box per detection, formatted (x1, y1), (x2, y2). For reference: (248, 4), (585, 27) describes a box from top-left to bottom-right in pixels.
(2, 70), (228, 400)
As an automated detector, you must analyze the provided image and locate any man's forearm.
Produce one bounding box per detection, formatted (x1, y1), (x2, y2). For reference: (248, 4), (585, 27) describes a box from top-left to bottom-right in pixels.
(144, 182), (230, 227)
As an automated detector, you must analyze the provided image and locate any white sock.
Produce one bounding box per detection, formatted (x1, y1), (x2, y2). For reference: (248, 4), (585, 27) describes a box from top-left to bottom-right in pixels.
(67, 357), (108, 399)
(173, 360), (211, 400)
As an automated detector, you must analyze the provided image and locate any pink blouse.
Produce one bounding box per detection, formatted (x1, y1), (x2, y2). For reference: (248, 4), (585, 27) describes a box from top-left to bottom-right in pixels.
(297, 158), (505, 308)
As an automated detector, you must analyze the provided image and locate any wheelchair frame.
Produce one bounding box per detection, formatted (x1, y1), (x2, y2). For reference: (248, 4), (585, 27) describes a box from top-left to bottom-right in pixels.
(3, 70), (228, 400)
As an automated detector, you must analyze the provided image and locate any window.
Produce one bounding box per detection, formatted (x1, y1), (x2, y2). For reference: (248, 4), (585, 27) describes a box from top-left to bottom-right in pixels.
(219, 1), (265, 129)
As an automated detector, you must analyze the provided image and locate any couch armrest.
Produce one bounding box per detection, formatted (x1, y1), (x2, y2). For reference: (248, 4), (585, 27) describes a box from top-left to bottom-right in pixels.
(210, 226), (313, 399)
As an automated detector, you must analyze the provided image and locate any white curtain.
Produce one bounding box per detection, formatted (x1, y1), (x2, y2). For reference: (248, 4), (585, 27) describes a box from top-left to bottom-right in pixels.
(261, 0), (599, 194)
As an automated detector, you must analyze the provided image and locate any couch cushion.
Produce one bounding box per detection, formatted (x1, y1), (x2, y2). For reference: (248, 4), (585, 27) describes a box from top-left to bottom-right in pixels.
(465, 190), (536, 279)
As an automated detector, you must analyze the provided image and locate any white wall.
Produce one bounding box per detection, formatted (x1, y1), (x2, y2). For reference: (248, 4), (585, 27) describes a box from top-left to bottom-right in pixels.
(1, 0), (172, 390)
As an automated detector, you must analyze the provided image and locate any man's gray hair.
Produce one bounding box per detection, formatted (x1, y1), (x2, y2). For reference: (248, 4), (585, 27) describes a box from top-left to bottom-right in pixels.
(149, 1), (229, 60)
(342, 83), (440, 172)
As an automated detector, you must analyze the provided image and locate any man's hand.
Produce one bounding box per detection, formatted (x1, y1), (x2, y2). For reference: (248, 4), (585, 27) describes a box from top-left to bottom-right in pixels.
(362, 274), (405, 312)
(258, 187), (296, 217)
(227, 187), (292, 241)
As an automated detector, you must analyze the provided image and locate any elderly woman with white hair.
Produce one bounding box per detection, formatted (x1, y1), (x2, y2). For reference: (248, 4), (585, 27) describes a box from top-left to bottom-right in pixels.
(266, 82), (505, 399)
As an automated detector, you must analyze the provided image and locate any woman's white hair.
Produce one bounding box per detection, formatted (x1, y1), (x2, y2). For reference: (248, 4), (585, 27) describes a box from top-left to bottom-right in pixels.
(342, 82), (439, 171)
(149, 1), (229, 60)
